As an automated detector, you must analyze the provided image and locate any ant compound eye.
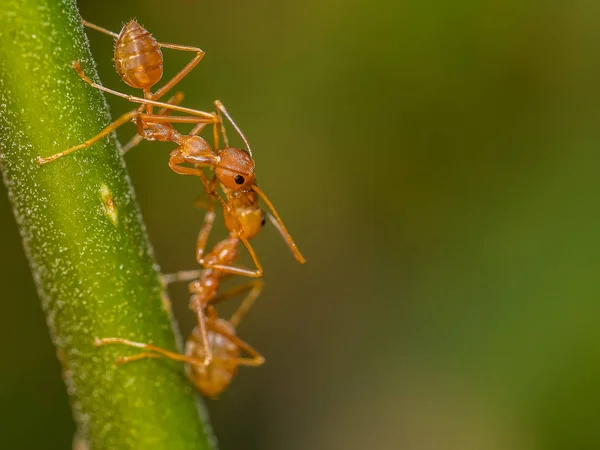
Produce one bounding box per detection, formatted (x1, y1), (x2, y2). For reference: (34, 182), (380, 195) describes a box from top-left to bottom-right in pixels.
(234, 175), (245, 185)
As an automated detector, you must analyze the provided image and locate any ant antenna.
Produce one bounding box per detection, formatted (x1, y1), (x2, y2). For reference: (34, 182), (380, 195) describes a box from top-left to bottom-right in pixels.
(251, 184), (306, 264)
(214, 100), (253, 158)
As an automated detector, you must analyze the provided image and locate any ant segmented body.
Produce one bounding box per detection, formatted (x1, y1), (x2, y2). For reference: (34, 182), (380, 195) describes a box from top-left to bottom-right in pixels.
(37, 19), (220, 165)
(168, 100), (306, 276)
(95, 114), (306, 384)
(96, 289), (264, 398)
(95, 195), (267, 396)
(83, 17), (306, 396)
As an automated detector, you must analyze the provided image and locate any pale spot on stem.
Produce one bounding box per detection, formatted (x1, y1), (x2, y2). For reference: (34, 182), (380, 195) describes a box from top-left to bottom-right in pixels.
(100, 184), (118, 227)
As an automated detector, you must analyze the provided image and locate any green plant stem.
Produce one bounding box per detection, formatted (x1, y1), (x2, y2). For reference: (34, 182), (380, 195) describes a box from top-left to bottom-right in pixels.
(0, 1), (215, 448)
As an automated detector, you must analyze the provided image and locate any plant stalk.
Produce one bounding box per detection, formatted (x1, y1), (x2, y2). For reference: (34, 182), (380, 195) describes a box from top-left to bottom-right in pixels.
(0, 1), (215, 448)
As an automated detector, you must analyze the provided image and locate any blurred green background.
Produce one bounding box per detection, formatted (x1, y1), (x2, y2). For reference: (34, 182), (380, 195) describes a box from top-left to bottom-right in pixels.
(2, 0), (600, 448)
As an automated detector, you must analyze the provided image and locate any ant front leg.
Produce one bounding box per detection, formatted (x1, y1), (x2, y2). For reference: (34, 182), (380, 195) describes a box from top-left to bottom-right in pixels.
(168, 151), (229, 215)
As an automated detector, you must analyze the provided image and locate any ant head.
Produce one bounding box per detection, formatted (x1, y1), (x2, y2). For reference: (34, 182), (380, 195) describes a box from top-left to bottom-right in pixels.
(215, 148), (256, 190)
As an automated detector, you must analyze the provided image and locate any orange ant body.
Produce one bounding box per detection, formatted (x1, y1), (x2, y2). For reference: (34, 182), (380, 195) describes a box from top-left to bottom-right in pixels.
(159, 136), (305, 365)
(36, 19), (306, 272)
(71, 18), (307, 396)
(96, 293), (264, 398)
(95, 119), (306, 391)
(37, 19), (220, 165)
(169, 101), (306, 276)
(95, 197), (267, 397)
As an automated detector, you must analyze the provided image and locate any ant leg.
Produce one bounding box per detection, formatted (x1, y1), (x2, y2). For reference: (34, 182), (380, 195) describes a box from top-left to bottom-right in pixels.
(193, 185), (241, 267)
(162, 269), (203, 285)
(195, 206), (215, 265)
(208, 321), (265, 367)
(228, 280), (263, 327)
(162, 268), (239, 285)
(194, 192), (213, 211)
(72, 61), (216, 120)
(81, 19), (119, 38)
(168, 151), (212, 180)
(116, 353), (163, 364)
(151, 42), (205, 102)
(206, 234), (263, 278)
(190, 296), (213, 365)
(94, 336), (209, 366)
(121, 92), (185, 154)
(207, 280), (264, 327)
(253, 185), (306, 264)
(141, 115), (215, 125)
(168, 150), (218, 181)
(121, 136), (142, 156)
(194, 223), (264, 277)
(190, 122), (209, 137)
(168, 155), (227, 211)
(168, 158), (206, 177)
(192, 174), (218, 213)
(37, 109), (139, 165)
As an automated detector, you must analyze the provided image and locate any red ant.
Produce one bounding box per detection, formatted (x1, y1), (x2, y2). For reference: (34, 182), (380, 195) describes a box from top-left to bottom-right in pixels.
(36, 18), (221, 166)
(95, 105), (307, 385)
(168, 100), (306, 278)
(95, 286), (264, 398)
(157, 102), (307, 365)
(69, 19), (306, 395)
(37, 19), (306, 273)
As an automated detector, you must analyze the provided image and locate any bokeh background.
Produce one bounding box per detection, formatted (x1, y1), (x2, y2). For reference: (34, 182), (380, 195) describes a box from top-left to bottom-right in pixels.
(2, 0), (600, 448)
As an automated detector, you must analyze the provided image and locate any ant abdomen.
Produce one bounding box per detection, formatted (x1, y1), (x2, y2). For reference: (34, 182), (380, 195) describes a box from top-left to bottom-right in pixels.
(186, 324), (240, 398)
(114, 20), (163, 90)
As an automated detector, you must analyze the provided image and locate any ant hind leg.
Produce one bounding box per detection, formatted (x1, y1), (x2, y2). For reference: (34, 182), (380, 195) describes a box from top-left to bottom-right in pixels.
(37, 109), (139, 165)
